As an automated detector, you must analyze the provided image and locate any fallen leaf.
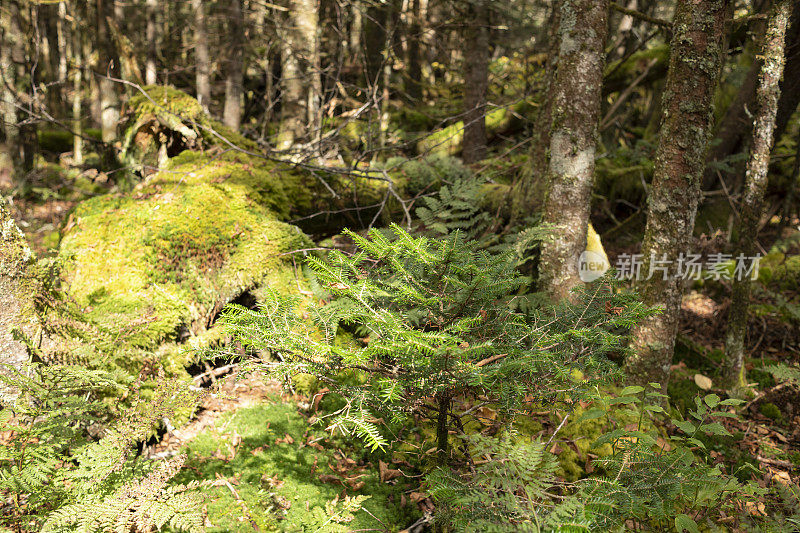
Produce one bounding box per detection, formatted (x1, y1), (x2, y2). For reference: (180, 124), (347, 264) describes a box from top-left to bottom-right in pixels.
(694, 374), (713, 390)
(771, 470), (792, 486)
(276, 433), (295, 444)
(379, 460), (402, 483)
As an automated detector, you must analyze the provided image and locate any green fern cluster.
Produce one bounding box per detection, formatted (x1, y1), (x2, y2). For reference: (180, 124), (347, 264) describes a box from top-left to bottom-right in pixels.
(0, 364), (204, 532)
(219, 224), (651, 459)
(415, 174), (491, 241)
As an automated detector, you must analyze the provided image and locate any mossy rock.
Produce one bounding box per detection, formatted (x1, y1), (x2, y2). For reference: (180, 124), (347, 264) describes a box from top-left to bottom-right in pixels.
(118, 85), (258, 174)
(759, 402), (782, 421)
(58, 150), (314, 356)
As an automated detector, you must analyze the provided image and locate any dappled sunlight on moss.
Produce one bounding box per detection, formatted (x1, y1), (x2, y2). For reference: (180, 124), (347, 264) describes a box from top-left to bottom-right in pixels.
(174, 402), (418, 532)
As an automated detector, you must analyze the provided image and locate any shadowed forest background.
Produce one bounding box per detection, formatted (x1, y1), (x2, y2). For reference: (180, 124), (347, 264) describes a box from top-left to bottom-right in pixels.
(2, 0), (800, 531)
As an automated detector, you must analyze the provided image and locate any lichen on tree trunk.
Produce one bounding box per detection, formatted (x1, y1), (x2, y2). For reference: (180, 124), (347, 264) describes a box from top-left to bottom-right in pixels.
(538, 0), (608, 300)
(724, 0), (791, 393)
(625, 0), (732, 388)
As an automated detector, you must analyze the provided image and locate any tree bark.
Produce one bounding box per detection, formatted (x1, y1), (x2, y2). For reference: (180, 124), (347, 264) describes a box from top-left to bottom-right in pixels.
(193, 0), (211, 108)
(72, 1), (84, 165)
(724, 0), (791, 393)
(538, 0), (609, 300)
(0, 2), (18, 146)
(277, 0), (321, 151)
(626, 0), (732, 388)
(772, 2), (800, 146)
(223, 0), (244, 131)
(405, 0), (423, 102)
(96, 0), (121, 143)
(145, 0), (158, 85)
(461, 1), (489, 164)
(705, 1), (800, 190)
(95, 0), (120, 142)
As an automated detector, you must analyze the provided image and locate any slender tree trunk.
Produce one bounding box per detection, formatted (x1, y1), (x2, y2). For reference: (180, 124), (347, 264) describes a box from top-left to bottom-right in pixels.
(349, 0), (362, 59)
(511, 0), (561, 223)
(145, 0), (158, 85)
(724, 0), (791, 392)
(405, 0), (422, 102)
(436, 390), (450, 464)
(626, 0), (732, 388)
(193, 0), (211, 107)
(772, 2), (800, 146)
(363, 2), (387, 88)
(277, 0), (321, 151)
(462, 1), (489, 164)
(0, 2), (18, 146)
(96, 0), (121, 143)
(538, 0), (609, 299)
(72, 2), (84, 165)
(42, 2), (63, 116)
(223, 0), (244, 131)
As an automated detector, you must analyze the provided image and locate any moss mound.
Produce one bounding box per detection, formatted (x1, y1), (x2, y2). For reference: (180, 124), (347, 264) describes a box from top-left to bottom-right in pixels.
(118, 85), (258, 173)
(58, 150), (313, 354)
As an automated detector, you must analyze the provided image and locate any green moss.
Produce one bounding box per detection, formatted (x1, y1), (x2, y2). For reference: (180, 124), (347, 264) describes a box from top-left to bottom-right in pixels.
(668, 378), (702, 417)
(58, 150), (313, 355)
(759, 402), (782, 421)
(173, 402), (418, 532)
(118, 85), (259, 173)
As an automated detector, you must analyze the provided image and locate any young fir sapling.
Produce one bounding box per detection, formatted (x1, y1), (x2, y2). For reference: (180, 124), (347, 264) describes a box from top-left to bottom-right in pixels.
(220, 224), (650, 461)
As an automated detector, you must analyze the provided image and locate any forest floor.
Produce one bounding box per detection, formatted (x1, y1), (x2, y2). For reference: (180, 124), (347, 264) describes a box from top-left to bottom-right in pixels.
(5, 152), (800, 529)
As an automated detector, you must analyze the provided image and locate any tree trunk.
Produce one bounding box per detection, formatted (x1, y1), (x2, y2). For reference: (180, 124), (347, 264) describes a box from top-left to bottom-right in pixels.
(145, 0), (158, 85)
(724, 0), (791, 393)
(461, 1), (489, 164)
(0, 2), (18, 146)
(772, 2), (800, 146)
(363, 2), (388, 88)
(538, 0), (609, 300)
(96, 0), (121, 143)
(193, 0), (211, 108)
(223, 0), (244, 131)
(72, 1), (84, 165)
(405, 0), (423, 102)
(436, 390), (450, 464)
(511, 0), (561, 223)
(626, 0), (732, 388)
(277, 0), (321, 151)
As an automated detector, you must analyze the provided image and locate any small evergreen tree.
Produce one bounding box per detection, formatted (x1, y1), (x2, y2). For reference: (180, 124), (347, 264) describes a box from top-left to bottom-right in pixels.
(220, 224), (650, 461)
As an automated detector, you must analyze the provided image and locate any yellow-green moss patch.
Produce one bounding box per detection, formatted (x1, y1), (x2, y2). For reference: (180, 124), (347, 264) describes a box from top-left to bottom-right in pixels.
(58, 151), (313, 352)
